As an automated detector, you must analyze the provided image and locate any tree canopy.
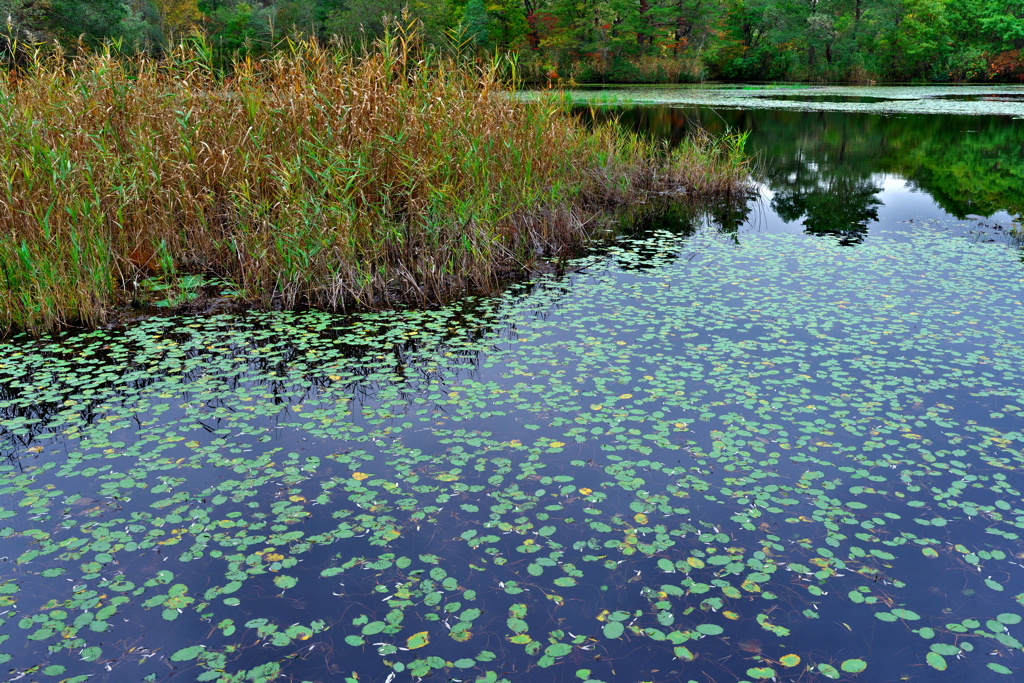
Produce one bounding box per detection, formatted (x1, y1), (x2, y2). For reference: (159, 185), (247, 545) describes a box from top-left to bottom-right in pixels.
(2, 0), (1023, 82)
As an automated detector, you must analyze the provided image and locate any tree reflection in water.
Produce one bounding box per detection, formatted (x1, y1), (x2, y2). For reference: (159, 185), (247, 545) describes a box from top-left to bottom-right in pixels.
(590, 102), (1024, 243)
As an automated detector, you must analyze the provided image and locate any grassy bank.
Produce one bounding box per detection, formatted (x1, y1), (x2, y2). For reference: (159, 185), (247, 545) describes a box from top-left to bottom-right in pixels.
(0, 31), (749, 336)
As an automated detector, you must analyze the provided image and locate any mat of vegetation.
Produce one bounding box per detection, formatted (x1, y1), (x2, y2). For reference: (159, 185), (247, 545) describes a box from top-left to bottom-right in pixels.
(0, 222), (1023, 682)
(0, 31), (748, 337)
(565, 85), (1024, 117)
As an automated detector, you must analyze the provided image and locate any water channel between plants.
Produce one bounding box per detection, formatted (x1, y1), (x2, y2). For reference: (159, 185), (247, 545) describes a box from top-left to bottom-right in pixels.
(1, 86), (1024, 683)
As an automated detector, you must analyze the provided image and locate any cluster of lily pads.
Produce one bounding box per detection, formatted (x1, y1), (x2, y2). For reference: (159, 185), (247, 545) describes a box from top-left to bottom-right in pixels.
(0, 225), (1023, 682)
(562, 85), (1024, 117)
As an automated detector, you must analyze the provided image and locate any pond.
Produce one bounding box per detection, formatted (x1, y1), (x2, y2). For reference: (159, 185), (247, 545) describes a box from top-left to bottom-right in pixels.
(577, 85), (1024, 246)
(1, 88), (1024, 683)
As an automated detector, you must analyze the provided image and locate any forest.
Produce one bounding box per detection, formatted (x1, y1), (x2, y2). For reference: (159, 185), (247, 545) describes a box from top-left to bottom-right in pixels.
(3, 0), (1024, 82)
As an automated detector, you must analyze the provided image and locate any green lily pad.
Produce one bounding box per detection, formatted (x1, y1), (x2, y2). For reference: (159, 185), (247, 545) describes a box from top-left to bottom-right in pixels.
(926, 652), (947, 671)
(603, 622), (624, 639)
(841, 659), (867, 674)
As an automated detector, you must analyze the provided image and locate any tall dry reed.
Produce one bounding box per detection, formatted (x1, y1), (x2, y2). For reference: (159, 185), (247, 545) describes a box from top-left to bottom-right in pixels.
(0, 27), (748, 335)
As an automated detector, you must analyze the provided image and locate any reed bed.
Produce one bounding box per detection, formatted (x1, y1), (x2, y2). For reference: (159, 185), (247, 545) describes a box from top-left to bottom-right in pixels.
(0, 30), (749, 336)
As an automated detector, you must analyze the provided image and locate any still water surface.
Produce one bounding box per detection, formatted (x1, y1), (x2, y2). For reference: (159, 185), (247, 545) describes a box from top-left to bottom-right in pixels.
(0, 90), (1023, 683)
(588, 91), (1024, 246)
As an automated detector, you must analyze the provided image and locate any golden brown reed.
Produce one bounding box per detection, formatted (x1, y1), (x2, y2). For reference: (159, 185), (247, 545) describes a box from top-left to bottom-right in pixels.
(0, 31), (748, 336)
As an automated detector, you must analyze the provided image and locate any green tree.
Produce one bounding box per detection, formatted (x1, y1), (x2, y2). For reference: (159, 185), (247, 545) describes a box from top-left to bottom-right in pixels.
(326, 0), (453, 45)
(978, 0), (1024, 49)
(463, 0), (491, 45)
(48, 0), (129, 46)
(200, 0), (260, 53)
(863, 0), (952, 79)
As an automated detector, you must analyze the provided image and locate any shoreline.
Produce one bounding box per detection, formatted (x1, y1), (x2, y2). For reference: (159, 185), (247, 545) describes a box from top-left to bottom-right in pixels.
(0, 37), (750, 338)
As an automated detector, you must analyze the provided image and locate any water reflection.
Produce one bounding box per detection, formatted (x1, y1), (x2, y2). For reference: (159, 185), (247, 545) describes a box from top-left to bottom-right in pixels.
(596, 105), (1024, 244)
(772, 175), (882, 245)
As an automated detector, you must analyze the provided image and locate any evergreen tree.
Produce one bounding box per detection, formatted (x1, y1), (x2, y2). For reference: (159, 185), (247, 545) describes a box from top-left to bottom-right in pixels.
(48, 0), (129, 45)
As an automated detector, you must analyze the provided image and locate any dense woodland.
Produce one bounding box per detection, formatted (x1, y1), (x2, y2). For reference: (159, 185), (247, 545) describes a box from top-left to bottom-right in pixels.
(2, 0), (1024, 82)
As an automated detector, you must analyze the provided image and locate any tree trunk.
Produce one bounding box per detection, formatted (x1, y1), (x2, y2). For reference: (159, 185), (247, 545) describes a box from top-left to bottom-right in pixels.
(637, 0), (650, 50)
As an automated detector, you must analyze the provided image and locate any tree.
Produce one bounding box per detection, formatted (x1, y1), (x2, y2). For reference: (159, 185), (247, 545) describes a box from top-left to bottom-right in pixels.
(152, 0), (203, 42)
(2, 0), (46, 61)
(48, 0), (129, 46)
(977, 0), (1024, 50)
(326, 0), (453, 45)
(213, 2), (255, 50)
(2, 0), (45, 41)
(867, 0), (952, 79)
(463, 0), (491, 46)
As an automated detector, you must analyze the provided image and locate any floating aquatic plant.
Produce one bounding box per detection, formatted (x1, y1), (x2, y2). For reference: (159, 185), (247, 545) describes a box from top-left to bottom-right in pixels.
(0, 224), (1022, 681)
(559, 84), (1024, 117)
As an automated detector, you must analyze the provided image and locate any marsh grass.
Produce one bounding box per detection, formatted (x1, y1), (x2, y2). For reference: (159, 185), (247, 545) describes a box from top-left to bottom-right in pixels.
(0, 26), (749, 335)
